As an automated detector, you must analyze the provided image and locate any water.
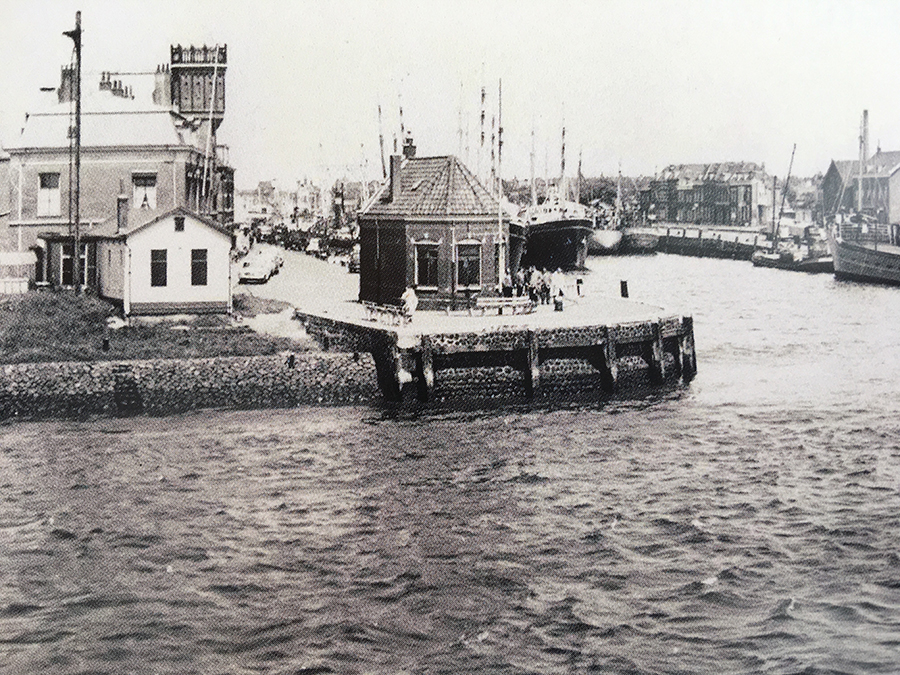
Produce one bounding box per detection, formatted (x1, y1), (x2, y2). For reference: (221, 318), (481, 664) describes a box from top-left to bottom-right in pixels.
(2, 254), (900, 674)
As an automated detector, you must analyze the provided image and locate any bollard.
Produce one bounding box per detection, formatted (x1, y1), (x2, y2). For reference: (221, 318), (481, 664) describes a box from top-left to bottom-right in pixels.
(554, 296), (564, 311)
(102, 323), (110, 352)
(576, 278), (583, 296)
(620, 280), (629, 298)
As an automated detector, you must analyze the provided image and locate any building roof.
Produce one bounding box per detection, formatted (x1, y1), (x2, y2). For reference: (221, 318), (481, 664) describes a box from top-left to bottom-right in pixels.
(656, 162), (767, 183)
(829, 149), (900, 182)
(9, 109), (201, 151)
(41, 206), (231, 241)
(363, 155), (503, 218)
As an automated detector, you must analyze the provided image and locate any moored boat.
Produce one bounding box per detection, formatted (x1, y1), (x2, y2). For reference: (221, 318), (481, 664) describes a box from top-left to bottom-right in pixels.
(751, 246), (833, 273)
(521, 186), (592, 270)
(828, 220), (900, 284)
(621, 228), (660, 254)
(588, 227), (623, 255)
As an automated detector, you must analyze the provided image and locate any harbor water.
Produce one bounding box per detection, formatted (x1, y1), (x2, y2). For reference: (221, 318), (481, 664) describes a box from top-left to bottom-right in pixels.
(2, 253), (900, 674)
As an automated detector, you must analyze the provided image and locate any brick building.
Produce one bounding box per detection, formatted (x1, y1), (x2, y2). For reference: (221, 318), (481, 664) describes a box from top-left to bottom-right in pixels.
(642, 162), (774, 229)
(822, 150), (900, 225)
(358, 152), (525, 309)
(3, 44), (234, 286)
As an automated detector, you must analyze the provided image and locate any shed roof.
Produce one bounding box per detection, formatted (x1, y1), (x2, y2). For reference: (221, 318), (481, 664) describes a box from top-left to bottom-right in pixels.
(363, 155), (503, 218)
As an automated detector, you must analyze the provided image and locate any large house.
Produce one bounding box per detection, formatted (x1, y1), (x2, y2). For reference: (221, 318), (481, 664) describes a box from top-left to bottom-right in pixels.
(642, 162), (774, 229)
(357, 151), (524, 309)
(2, 44), (234, 287)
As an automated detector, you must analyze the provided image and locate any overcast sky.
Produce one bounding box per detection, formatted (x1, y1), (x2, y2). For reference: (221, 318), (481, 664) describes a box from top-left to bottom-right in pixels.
(2, 0), (900, 189)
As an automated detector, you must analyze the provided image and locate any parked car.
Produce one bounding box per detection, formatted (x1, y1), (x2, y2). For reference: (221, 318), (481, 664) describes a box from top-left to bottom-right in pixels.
(238, 258), (273, 284)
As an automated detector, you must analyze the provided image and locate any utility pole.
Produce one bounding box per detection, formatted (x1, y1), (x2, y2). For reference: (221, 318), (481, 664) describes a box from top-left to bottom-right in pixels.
(64, 11), (82, 292)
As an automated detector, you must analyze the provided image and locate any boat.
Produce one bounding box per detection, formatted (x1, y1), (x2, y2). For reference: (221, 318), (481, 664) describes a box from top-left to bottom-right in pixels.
(621, 227), (660, 254)
(750, 143), (833, 274)
(828, 111), (900, 284)
(521, 185), (593, 270)
(829, 217), (900, 284)
(751, 242), (833, 273)
(589, 226), (623, 255)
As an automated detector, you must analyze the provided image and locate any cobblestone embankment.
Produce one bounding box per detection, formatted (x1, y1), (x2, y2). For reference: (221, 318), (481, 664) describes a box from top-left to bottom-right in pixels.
(0, 352), (379, 421)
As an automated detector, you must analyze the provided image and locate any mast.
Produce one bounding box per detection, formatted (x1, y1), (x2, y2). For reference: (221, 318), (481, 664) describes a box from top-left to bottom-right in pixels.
(530, 122), (536, 207)
(377, 103), (386, 179)
(201, 44), (221, 216)
(773, 143), (796, 248)
(858, 110), (867, 214)
(64, 11), (82, 293)
(497, 78), (504, 282)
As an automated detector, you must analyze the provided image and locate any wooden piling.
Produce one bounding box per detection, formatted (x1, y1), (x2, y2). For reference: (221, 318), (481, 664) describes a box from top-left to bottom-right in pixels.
(646, 321), (666, 383)
(416, 335), (434, 402)
(523, 330), (540, 399)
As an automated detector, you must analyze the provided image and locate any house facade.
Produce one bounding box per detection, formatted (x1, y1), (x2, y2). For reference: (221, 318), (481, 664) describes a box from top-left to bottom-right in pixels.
(642, 162), (774, 229)
(97, 205), (232, 316)
(358, 154), (524, 308)
(3, 44), (234, 285)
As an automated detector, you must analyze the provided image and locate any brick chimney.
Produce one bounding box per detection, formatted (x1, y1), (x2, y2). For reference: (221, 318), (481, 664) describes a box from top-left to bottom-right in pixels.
(389, 155), (402, 203)
(58, 66), (75, 103)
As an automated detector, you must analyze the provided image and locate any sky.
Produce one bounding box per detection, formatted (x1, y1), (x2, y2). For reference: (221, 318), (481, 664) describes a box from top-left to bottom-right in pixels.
(3, 0), (900, 190)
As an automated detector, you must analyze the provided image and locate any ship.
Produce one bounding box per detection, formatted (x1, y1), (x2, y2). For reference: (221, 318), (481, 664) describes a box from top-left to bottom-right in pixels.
(520, 185), (593, 270)
(829, 217), (900, 284)
(827, 111), (900, 284)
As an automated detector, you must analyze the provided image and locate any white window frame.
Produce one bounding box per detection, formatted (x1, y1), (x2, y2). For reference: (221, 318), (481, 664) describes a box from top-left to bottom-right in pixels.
(38, 173), (61, 217)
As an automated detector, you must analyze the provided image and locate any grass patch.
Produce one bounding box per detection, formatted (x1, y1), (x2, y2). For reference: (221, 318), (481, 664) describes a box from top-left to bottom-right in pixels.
(232, 293), (293, 318)
(0, 290), (313, 364)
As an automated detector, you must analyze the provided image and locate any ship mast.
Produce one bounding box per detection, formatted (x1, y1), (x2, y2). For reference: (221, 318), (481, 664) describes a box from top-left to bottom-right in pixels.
(773, 143), (796, 250)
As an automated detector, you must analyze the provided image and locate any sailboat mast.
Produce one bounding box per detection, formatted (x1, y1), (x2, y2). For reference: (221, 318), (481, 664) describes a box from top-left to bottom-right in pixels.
(497, 78), (504, 280)
(530, 123), (536, 207)
(378, 103), (386, 179)
(774, 143), (796, 246)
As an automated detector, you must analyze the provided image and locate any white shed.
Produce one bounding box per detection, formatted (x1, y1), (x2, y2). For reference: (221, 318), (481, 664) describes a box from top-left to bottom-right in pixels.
(97, 206), (233, 316)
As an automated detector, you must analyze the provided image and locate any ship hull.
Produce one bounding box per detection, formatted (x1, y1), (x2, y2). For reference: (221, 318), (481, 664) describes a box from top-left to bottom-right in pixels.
(588, 228), (624, 255)
(620, 229), (660, 255)
(522, 219), (592, 270)
(830, 236), (900, 285)
(751, 250), (833, 274)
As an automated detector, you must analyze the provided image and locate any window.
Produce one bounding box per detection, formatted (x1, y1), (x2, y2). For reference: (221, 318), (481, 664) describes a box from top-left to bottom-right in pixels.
(456, 243), (481, 288)
(133, 173), (157, 209)
(174, 216), (185, 232)
(150, 249), (167, 287)
(38, 173), (61, 216)
(61, 243), (88, 286)
(415, 244), (438, 288)
(191, 249), (207, 286)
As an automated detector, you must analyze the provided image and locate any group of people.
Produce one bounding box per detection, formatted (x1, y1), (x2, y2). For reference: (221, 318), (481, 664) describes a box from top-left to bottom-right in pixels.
(502, 267), (567, 305)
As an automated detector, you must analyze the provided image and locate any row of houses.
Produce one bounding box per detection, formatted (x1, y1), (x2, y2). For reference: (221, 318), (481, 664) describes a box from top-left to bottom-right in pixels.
(0, 43), (236, 315)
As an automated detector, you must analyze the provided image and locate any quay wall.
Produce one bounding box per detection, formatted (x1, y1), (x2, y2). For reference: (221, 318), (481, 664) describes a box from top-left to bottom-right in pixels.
(0, 352), (379, 421)
(657, 226), (761, 260)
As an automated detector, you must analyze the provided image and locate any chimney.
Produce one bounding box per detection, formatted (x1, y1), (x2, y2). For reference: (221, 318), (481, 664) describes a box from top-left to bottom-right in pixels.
(152, 64), (171, 106)
(117, 182), (129, 234)
(402, 133), (416, 159)
(389, 154), (402, 203)
(58, 66), (75, 103)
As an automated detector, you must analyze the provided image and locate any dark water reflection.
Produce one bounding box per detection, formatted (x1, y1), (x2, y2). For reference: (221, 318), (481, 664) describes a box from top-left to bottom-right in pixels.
(2, 254), (900, 674)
